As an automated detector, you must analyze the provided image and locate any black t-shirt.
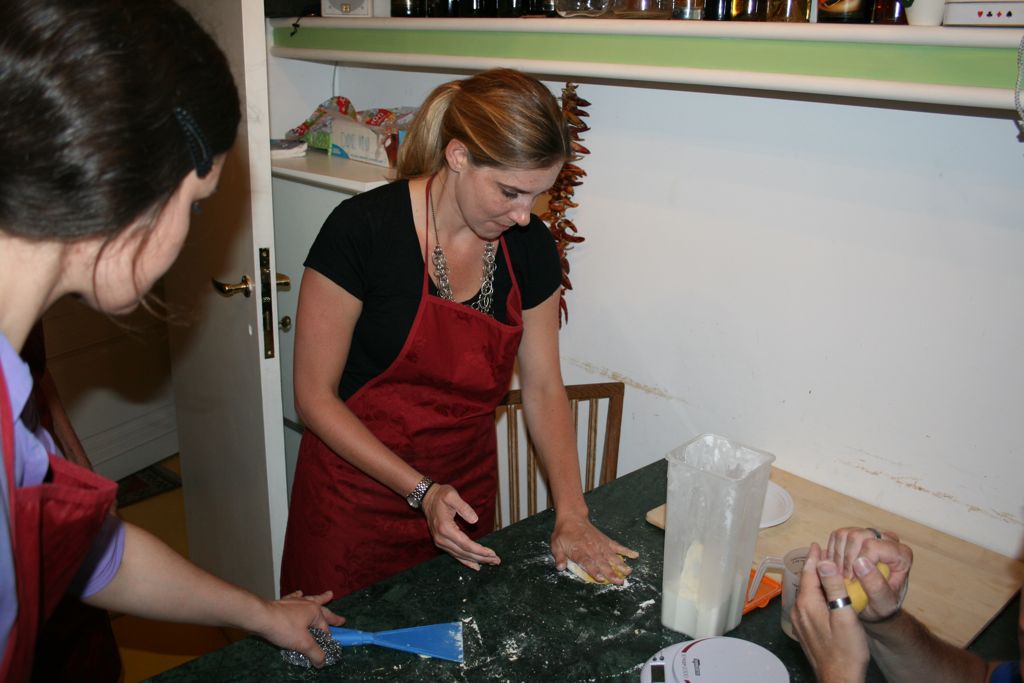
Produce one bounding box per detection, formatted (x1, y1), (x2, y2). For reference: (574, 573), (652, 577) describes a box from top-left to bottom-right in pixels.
(304, 179), (562, 400)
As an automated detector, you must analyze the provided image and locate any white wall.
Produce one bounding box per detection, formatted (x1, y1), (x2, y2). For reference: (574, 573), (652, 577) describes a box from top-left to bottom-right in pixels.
(267, 59), (1024, 559)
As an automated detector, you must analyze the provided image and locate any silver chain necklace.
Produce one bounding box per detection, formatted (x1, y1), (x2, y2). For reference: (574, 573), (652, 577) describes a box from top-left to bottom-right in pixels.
(429, 182), (496, 316)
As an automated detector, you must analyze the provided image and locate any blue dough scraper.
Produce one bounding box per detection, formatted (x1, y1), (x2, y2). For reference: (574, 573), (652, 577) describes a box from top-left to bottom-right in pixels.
(329, 622), (464, 663)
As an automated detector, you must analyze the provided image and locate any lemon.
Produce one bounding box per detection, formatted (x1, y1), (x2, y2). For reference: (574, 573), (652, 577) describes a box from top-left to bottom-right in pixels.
(843, 561), (891, 612)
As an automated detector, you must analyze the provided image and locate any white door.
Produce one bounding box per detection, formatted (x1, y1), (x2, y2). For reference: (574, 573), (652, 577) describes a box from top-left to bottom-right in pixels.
(162, 0), (287, 599)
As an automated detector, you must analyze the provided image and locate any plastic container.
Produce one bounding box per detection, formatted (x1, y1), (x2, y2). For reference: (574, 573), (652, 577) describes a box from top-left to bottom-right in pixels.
(661, 434), (775, 639)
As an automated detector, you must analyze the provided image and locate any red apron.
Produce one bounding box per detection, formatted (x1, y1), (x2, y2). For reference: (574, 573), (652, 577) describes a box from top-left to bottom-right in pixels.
(0, 363), (118, 681)
(281, 180), (524, 597)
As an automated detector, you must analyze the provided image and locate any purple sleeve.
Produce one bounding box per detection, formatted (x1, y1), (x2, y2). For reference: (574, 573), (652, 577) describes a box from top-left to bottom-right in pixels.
(69, 513), (125, 598)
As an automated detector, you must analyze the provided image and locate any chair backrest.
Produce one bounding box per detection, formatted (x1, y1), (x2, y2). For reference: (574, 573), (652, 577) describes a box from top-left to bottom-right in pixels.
(494, 381), (624, 530)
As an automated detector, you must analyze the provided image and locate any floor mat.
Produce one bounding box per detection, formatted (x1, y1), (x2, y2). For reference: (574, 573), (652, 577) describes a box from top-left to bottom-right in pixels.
(116, 463), (181, 509)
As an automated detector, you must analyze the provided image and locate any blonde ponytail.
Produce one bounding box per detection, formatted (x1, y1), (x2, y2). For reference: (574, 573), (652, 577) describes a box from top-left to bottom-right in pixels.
(396, 82), (461, 178)
(396, 69), (570, 180)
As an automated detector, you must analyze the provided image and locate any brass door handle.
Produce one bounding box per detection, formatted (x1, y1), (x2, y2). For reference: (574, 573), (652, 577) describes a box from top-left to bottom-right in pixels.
(279, 316), (292, 332)
(212, 275), (252, 297)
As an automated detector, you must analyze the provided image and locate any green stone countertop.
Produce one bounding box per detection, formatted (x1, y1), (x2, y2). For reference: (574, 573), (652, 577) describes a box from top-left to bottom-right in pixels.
(150, 459), (1020, 682)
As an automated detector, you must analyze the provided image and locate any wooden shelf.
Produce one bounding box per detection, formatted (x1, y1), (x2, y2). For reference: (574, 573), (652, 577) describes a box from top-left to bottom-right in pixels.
(269, 17), (1024, 110)
(270, 151), (392, 193)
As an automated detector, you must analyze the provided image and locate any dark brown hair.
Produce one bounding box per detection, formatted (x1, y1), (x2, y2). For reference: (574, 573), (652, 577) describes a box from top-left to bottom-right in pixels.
(0, 0), (240, 242)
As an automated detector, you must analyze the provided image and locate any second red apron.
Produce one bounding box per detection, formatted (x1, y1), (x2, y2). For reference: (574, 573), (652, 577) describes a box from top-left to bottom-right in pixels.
(0, 362), (118, 681)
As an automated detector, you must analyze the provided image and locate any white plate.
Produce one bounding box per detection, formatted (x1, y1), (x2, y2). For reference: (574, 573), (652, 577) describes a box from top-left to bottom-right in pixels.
(645, 481), (794, 531)
(760, 481), (794, 529)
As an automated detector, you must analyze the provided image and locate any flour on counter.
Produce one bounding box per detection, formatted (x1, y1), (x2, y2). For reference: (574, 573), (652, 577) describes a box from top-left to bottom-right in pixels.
(498, 633), (526, 661)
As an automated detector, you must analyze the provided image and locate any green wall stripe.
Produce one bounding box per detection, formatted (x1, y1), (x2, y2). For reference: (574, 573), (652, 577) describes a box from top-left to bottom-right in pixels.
(273, 26), (1015, 90)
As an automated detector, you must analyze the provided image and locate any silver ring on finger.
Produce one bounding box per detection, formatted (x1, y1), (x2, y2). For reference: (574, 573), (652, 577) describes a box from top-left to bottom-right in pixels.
(827, 596), (853, 610)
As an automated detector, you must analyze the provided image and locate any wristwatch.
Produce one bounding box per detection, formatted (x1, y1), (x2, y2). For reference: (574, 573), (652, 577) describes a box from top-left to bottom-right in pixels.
(405, 476), (435, 509)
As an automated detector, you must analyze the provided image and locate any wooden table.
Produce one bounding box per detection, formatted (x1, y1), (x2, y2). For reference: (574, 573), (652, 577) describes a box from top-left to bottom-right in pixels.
(647, 467), (1024, 648)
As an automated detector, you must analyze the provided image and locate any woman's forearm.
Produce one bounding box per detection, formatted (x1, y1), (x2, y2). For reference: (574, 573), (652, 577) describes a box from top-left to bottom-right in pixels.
(520, 379), (588, 520)
(298, 393), (424, 499)
(84, 522), (268, 628)
(86, 523), (343, 665)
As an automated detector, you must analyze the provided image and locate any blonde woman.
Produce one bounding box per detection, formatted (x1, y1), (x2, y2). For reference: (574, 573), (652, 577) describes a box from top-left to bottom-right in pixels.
(282, 69), (637, 598)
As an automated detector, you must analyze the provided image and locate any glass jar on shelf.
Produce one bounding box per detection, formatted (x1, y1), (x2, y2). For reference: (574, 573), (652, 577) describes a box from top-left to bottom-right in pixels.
(672, 0), (705, 18)
(524, 0), (558, 14)
(556, 0), (610, 16)
(612, 0), (672, 17)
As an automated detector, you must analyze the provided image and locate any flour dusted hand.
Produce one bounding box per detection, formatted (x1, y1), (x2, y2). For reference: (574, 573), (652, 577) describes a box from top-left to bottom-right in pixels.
(551, 514), (637, 586)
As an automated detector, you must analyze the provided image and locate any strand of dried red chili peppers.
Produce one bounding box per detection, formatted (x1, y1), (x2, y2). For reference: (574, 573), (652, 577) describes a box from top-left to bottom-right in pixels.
(542, 82), (590, 326)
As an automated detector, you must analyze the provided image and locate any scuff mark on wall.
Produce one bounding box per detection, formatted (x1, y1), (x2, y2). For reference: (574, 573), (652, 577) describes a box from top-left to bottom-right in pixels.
(564, 357), (688, 405)
(843, 460), (1022, 527)
(847, 446), (994, 484)
(842, 447), (907, 469)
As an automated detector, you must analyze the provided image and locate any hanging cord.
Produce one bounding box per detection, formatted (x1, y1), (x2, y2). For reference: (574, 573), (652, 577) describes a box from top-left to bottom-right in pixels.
(1016, 32), (1024, 138)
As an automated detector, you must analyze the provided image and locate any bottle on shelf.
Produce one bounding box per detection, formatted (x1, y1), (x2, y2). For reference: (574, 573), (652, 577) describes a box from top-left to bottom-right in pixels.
(702, 0), (733, 18)
(731, 0), (767, 19)
(870, 0), (907, 22)
(392, 0), (427, 15)
(426, 0), (459, 14)
(817, 0), (871, 22)
(458, 0), (497, 15)
(766, 0), (809, 20)
(497, 0), (526, 15)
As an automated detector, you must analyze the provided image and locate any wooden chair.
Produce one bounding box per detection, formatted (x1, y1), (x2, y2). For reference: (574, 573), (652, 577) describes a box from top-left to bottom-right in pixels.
(494, 381), (625, 530)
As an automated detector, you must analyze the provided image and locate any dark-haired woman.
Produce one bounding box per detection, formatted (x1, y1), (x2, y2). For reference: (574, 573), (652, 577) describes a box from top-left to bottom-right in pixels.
(0, 1), (342, 677)
(281, 69), (638, 599)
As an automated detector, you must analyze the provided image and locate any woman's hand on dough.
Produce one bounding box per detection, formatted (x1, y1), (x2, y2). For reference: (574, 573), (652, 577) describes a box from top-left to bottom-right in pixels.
(422, 483), (501, 571)
(551, 515), (638, 585)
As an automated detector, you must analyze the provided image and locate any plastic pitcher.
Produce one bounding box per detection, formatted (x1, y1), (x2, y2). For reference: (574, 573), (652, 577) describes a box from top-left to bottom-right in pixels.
(661, 433), (776, 638)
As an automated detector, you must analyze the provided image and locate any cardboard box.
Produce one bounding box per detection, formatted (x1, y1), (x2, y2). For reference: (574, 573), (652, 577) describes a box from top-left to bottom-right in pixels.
(330, 116), (390, 167)
(943, 0), (1023, 24)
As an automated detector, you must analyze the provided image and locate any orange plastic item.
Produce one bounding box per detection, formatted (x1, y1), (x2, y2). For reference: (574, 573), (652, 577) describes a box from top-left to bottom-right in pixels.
(743, 568), (782, 614)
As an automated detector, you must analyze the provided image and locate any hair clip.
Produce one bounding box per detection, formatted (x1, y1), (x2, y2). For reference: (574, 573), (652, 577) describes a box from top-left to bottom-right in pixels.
(174, 107), (213, 178)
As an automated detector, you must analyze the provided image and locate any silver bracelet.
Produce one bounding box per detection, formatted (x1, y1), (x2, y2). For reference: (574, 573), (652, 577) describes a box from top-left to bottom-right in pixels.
(405, 476), (435, 509)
